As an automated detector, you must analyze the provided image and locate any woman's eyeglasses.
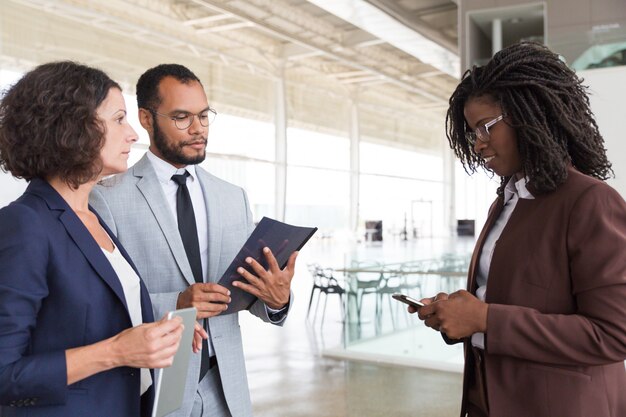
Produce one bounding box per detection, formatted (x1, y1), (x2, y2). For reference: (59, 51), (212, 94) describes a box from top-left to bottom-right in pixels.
(465, 114), (505, 146)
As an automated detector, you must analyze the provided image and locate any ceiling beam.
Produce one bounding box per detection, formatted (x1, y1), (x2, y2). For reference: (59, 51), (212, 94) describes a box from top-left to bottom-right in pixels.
(187, 0), (447, 104)
(183, 13), (232, 26)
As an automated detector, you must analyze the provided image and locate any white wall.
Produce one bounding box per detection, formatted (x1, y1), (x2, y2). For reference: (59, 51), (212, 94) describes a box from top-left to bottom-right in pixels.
(580, 66), (626, 198)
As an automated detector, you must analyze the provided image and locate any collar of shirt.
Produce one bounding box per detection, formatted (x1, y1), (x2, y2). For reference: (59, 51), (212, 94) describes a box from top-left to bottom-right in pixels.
(146, 149), (198, 185)
(503, 176), (535, 204)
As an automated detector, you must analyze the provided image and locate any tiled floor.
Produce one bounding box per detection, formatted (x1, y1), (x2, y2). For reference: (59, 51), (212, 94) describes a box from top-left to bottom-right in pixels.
(241, 237), (467, 416)
(241, 311), (463, 417)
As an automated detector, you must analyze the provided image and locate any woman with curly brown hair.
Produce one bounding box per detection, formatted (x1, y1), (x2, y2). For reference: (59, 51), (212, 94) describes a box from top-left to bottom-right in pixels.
(0, 61), (193, 417)
(411, 42), (626, 417)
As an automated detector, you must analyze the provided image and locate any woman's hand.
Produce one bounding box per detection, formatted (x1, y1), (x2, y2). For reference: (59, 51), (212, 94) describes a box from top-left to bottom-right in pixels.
(109, 314), (184, 369)
(193, 321), (208, 354)
(407, 292), (449, 314)
(412, 290), (488, 339)
(66, 314), (184, 385)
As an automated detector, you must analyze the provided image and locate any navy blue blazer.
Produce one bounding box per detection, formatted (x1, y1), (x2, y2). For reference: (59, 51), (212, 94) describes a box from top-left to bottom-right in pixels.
(0, 179), (155, 417)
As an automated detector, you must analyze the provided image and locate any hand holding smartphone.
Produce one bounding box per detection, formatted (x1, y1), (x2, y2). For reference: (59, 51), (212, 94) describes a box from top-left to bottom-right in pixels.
(392, 293), (425, 308)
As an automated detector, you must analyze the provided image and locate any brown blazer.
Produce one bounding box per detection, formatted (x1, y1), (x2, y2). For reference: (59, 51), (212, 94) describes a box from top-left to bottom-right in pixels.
(460, 168), (626, 417)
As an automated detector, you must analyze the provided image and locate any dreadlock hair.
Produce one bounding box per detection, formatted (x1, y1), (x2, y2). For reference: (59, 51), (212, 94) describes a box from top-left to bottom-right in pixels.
(446, 41), (613, 196)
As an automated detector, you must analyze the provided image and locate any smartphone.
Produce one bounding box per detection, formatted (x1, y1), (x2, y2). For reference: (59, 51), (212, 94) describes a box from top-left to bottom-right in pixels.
(392, 293), (425, 308)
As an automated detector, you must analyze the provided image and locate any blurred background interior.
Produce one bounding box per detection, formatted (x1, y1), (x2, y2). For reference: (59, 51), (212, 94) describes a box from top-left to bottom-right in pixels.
(1, 1), (625, 416)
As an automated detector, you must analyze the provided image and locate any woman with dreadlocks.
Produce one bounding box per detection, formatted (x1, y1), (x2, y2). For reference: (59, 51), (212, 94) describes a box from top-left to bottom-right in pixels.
(411, 42), (626, 417)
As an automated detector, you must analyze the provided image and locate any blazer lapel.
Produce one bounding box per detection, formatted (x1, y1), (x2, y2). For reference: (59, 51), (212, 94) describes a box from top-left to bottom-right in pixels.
(26, 179), (130, 313)
(467, 197), (504, 293)
(59, 211), (130, 312)
(133, 155), (196, 287)
(197, 168), (222, 283)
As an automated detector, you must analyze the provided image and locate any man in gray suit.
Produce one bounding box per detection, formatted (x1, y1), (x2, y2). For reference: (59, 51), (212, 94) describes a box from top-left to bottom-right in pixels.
(90, 64), (297, 417)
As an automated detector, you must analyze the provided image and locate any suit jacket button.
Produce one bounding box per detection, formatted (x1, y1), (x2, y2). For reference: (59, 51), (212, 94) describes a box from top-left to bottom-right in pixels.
(129, 371), (136, 376)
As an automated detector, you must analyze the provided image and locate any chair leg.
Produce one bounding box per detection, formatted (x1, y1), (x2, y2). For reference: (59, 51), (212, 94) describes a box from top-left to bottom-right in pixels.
(313, 290), (323, 323)
(375, 293), (380, 319)
(339, 294), (346, 322)
(357, 291), (363, 323)
(306, 288), (317, 318)
(321, 294), (329, 326)
(387, 294), (396, 328)
(375, 293), (382, 324)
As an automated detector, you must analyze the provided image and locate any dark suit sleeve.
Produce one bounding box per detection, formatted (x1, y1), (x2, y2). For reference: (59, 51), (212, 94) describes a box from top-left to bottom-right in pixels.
(0, 204), (68, 406)
(486, 184), (626, 366)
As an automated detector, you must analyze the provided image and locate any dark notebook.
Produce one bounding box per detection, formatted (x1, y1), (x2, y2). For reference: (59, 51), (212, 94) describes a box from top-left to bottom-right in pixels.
(218, 217), (317, 314)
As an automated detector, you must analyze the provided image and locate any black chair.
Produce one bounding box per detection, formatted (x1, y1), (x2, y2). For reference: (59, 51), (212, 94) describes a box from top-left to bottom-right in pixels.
(306, 264), (345, 325)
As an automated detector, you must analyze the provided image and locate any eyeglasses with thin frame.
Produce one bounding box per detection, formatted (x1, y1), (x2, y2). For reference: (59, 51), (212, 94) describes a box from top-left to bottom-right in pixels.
(465, 114), (505, 146)
(150, 108), (217, 130)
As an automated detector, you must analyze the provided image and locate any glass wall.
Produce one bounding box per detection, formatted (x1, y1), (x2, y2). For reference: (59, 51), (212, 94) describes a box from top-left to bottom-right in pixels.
(359, 142), (445, 237)
(285, 127), (350, 231)
(454, 161), (499, 233)
(204, 114), (276, 220)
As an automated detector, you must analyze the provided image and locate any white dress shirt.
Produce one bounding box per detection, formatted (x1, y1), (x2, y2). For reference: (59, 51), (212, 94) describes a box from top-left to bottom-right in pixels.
(101, 241), (152, 395)
(471, 176), (535, 349)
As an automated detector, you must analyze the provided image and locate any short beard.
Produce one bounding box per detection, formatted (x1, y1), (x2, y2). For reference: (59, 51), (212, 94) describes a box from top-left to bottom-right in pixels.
(152, 120), (206, 166)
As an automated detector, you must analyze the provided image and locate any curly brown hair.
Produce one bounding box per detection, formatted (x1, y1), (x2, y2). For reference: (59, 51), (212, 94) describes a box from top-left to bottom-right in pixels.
(0, 61), (121, 188)
(446, 42), (613, 196)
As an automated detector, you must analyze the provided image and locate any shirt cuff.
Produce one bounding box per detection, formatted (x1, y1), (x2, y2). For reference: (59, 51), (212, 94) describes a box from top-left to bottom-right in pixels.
(266, 303), (288, 322)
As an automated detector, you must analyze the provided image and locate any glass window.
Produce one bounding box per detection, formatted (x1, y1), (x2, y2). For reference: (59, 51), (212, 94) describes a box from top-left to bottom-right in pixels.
(360, 141), (443, 181)
(287, 127), (349, 170)
(285, 166), (350, 230)
(454, 161), (499, 232)
(285, 127), (350, 231)
(360, 174), (445, 237)
(200, 156), (275, 222)
(208, 114), (275, 162)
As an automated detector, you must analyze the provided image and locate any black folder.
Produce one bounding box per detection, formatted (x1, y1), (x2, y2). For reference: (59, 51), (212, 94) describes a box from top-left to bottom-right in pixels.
(218, 217), (317, 314)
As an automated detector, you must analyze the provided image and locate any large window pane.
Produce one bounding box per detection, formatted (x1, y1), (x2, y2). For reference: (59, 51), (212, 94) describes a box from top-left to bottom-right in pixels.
(285, 167), (349, 230)
(208, 114), (274, 161)
(454, 161), (499, 234)
(200, 157), (275, 222)
(360, 141), (443, 181)
(287, 127), (349, 170)
(359, 141), (446, 237)
(360, 175), (445, 237)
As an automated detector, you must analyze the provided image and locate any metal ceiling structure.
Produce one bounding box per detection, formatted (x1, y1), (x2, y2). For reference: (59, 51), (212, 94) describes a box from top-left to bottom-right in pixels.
(1, 0), (460, 151)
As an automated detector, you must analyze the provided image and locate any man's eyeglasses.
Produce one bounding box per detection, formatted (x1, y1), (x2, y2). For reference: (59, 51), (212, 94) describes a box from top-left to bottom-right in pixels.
(465, 114), (505, 146)
(150, 108), (217, 130)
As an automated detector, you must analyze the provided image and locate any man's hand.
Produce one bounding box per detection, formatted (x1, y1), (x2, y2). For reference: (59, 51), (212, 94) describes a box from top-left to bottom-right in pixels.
(176, 283), (231, 319)
(233, 248), (298, 310)
(413, 290), (488, 339)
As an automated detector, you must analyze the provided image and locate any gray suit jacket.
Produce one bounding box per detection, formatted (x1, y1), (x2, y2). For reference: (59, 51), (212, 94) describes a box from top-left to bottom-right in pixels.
(90, 154), (291, 417)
